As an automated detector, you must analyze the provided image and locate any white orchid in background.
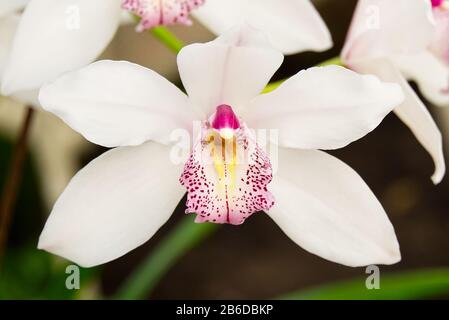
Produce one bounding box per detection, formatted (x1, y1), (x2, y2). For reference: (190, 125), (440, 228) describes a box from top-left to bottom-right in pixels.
(0, 0), (122, 99)
(342, 0), (448, 184)
(37, 24), (404, 268)
(123, 0), (332, 54)
(0, 0), (37, 105)
(1, 0), (334, 100)
(0, 0), (116, 208)
(0, 0), (332, 99)
(0, 99), (88, 210)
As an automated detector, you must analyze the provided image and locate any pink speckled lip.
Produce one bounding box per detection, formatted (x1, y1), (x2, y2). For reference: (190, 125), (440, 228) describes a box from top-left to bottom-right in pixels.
(122, 0), (206, 31)
(211, 104), (241, 131)
(180, 117), (274, 225)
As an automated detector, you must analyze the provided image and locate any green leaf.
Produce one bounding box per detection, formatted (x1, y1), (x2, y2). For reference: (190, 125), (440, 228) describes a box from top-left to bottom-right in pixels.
(279, 268), (449, 300)
(114, 215), (219, 299)
(0, 246), (99, 299)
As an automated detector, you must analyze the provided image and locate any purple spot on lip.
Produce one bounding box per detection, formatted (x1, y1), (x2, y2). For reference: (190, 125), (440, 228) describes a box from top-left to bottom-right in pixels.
(179, 122), (274, 225)
(122, 0), (206, 31)
(211, 104), (240, 131)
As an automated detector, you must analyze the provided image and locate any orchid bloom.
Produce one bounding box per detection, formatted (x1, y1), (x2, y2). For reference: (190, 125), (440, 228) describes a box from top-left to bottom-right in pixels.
(123, 0), (332, 54)
(0, 0), (117, 209)
(1, 0), (331, 100)
(0, 0), (122, 100)
(0, 0), (37, 105)
(37, 25), (404, 268)
(342, 0), (448, 184)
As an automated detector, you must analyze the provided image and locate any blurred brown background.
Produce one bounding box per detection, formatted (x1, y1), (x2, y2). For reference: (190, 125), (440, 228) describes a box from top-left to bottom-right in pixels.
(1, 0), (449, 299)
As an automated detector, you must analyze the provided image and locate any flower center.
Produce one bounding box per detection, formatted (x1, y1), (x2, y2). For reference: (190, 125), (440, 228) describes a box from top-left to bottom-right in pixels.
(210, 104), (240, 140)
(122, 0), (206, 31)
(432, 0), (444, 8)
(180, 105), (274, 225)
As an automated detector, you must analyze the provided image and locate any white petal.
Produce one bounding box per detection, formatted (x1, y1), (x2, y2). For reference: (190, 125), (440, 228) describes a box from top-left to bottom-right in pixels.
(193, 0), (332, 55)
(39, 60), (195, 148)
(342, 0), (434, 63)
(429, 5), (449, 67)
(119, 10), (134, 26)
(351, 59), (445, 184)
(268, 148), (401, 267)
(177, 23), (283, 118)
(0, 0), (29, 17)
(1, 0), (122, 95)
(0, 14), (19, 79)
(0, 13), (39, 106)
(38, 142), (185, 267)
(12, 89), (39, 107)
(29, 109), (89, 210)
(393, 52), (449, 107)
(247, 65), (404, 150)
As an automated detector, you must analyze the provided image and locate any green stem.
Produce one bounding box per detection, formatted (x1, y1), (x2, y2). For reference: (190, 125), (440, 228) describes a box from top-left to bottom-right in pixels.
(114, 215), (219, 299)
(0, 107), (34, 264)
(263, 56), (343, 93)
(113, 54), (343, 299)
(150, 27), (185, 54)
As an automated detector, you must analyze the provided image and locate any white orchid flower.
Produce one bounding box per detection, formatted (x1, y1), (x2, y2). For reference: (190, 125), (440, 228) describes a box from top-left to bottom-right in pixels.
(0, 0), (141, 211)
(0, 0), (38, 105)
(342, 0), (448, 184)
(37, 24), (404, 268)
(0, 0), (122, 99)
(122, 0), (332, 54)
(1, 0), (332, 100)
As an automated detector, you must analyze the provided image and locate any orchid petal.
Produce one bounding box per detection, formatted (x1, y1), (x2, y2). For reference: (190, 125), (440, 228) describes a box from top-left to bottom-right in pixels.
(0, 14), (19, 79)
(38, 142), (185, 267)
(39, 60), (195, 148)
(177, 23), (283, 118)
(193, 0), (332, 55)
(1, 0), (122, 95)
(393, 52), (449, 107)
(342, 0), (434, 63)
(247, 65), (403, 150)
(0, 13), (39, 106)
(430, 5), (449, 66)
(268, 148), (400, 267)
(12, 89), (40, 107)
(351, 59), (445, 184)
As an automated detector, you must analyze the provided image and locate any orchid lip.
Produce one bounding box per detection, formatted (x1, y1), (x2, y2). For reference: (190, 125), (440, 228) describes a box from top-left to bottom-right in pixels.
(180, 120), (275, 225)
(122, 0), (206, 31)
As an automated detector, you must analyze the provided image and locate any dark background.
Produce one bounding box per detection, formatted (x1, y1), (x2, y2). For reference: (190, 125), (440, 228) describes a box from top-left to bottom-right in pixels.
(1, 0), (449, 299)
